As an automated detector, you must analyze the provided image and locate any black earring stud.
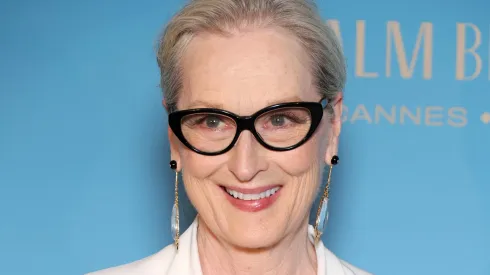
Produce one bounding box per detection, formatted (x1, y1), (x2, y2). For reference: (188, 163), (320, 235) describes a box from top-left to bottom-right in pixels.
(331, 155), (339, 165)
(170, 160), (177, 170)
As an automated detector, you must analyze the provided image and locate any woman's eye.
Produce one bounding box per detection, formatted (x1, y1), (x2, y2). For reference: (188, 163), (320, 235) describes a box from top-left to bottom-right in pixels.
(205, 116), (220, 128)
(270, 115), (287, 126)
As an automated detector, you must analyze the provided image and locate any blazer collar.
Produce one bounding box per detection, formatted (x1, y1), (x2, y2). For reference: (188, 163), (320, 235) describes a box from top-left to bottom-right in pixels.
(166, 217), (203, 275)
(167, 217), (346, 275)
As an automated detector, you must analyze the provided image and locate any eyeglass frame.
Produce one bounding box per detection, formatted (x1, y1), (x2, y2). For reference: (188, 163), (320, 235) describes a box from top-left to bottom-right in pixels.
(168, 98), (328, 156)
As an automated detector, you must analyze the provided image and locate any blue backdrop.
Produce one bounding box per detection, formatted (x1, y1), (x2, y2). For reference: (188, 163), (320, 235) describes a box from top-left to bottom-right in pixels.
(0, 0), (489, 274)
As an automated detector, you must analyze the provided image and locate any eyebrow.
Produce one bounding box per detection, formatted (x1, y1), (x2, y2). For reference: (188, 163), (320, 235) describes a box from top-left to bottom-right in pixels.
(265, 96), (303, 106)
(186, 100), (224, 109)
(185, 96), (305, 110)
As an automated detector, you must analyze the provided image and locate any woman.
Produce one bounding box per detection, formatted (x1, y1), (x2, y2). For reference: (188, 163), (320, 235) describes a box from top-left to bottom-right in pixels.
(88, 0), (372, 274)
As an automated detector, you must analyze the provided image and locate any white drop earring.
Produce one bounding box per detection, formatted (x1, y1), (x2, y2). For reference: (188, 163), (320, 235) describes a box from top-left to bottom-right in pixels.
(169, 160), (180, 250)
(314, 155), (339, 244)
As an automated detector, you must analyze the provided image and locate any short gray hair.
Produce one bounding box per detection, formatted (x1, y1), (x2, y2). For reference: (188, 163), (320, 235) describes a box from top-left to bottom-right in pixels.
(156, 0), (346, 114)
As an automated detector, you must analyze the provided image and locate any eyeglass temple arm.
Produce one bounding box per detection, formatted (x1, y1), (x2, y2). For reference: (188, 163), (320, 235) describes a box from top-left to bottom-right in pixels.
(320, 94), (342, 109)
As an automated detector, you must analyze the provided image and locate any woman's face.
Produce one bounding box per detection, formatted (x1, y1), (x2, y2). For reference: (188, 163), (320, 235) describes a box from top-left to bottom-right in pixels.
(169, 27), (342, 249)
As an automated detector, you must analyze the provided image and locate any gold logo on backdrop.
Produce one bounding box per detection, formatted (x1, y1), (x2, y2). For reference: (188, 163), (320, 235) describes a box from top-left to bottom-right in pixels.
(327, 20), (489, 81)
(456, 23), (487, 81)
(481, 112), (490, 124)
(341, 104), (467, 127)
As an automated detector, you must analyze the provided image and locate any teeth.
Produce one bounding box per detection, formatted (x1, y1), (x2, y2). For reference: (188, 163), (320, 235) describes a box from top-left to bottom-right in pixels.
(225, 187), (281, 200)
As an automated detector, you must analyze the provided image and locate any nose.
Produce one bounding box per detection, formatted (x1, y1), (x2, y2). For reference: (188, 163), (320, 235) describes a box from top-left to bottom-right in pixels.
(227, 131), (268, 182)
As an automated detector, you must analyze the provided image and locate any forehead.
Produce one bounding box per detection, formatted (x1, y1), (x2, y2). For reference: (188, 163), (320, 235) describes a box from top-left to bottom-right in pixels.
(178, 27), (317, 114)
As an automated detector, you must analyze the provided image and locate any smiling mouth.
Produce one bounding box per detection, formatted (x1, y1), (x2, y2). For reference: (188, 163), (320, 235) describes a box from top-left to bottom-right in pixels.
(221, 186), (281, 201)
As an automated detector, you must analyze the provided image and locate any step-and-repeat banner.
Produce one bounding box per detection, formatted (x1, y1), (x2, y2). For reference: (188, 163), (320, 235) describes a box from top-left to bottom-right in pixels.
(0, 0), (488, 275)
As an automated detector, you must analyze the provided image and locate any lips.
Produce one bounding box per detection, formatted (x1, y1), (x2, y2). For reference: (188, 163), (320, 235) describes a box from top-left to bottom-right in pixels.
(225, 186), (280, 200)
(220, 185), (282, 212)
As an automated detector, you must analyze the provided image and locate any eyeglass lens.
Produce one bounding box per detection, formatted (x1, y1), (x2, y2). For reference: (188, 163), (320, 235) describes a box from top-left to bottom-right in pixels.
(180, 107), (312, 153)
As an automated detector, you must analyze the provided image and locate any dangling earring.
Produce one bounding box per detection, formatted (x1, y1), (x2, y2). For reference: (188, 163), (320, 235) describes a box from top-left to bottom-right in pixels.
(314, 155), (339, 245)
(169, 160), (180, 250)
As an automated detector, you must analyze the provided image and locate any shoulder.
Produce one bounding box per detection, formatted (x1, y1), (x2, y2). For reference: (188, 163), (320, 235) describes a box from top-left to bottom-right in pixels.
(84, 244), (177, 275)
(319, 242), (373, 275)
(339, 259), (373, 275)
(86, 218), (200, 275)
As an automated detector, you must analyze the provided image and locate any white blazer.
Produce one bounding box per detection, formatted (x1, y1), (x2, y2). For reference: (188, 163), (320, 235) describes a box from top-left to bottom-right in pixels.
(86, 219), (372, 275)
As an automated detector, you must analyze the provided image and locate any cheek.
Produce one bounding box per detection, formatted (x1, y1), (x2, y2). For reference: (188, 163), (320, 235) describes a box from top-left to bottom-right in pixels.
(272, 134), (325, 176)
(180, 150), (227, 209)
(180, 149), (226, 179)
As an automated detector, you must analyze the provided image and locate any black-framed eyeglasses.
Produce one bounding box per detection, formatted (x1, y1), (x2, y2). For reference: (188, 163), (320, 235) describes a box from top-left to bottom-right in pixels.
(168, 98), (327, 156)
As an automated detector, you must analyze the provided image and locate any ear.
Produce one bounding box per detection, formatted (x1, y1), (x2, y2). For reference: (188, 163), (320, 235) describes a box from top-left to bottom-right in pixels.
(165, 98), (182, 170)
(168, 126), (183, 171)
(167, 111), (183, 171)
(325, 92), (343, 165)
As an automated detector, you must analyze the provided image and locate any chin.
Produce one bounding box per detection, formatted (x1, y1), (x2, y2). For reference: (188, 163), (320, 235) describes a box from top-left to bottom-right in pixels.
(227, 229), (282, 250)
(222, 214), (286, 249)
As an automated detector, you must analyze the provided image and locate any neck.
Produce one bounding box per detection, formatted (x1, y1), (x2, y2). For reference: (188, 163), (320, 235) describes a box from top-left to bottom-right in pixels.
(197, 217), (317, 275)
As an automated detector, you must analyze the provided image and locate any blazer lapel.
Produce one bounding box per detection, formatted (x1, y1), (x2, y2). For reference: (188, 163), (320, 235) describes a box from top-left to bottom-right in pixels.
(166, 219), (203, 275)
